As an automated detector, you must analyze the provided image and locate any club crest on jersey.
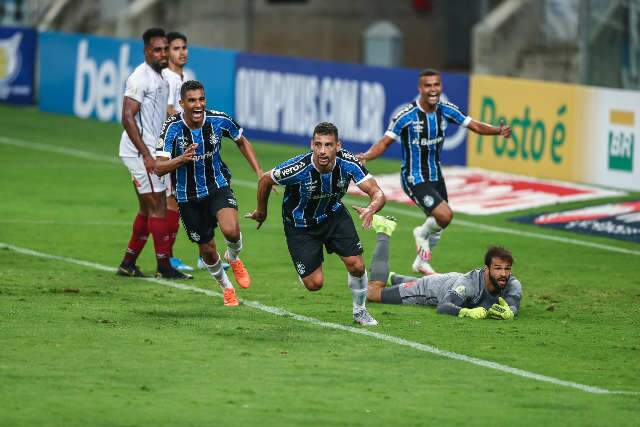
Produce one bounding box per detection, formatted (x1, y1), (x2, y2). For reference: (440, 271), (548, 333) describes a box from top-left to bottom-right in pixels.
(454, 285), (466, 296)
(296, 262), (306, 275)
(337, 179), (348, 189)
(423, 195), (435, 207)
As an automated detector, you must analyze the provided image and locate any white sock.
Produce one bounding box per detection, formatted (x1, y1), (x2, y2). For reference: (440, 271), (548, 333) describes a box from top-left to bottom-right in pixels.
(428, 230), (443, 251)
(203, 256), (233, 289)
(348, 271), (368, 312)
(418, 216), (442, 238)
(224, 233), (243, 261)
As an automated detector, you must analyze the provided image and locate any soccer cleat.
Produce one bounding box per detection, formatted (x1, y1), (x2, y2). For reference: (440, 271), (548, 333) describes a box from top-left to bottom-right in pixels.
(386, 271), (396, 287)
(170, 257), (194, 272)
(412, 255), (436, 276)
(353, 308), (379, 326)
(197, 257), (230, 271)
(371, 215), (397, 236)
(223, 288), (240, 307)
(155, 267), (193, 280)
(413, 226), (431, 261)
(225, 253), (252, 289)
(116, 263), (146, 277)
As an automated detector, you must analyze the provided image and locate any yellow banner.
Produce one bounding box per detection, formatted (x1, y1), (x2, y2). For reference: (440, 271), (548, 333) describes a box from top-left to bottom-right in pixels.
(468, 76), (582, 181)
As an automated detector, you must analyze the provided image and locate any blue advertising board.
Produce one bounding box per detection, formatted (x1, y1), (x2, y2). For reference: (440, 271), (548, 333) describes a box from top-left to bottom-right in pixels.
(39, 31), (236, 122)
(235, 52), (469, 164)
(0, 26), (37, 104)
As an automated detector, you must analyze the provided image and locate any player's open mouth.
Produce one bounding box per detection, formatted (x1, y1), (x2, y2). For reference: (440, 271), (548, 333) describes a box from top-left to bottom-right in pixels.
(428, 93), (439, 102)
(192, 109), (203, 119)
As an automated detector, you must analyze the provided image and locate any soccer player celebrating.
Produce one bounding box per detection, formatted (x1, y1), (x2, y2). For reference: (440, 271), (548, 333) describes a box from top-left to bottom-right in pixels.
(246, 122), (386, 326)
(357, 69), (511, 275)
(360, 212), (522, 320)
(117, 27), (191, 280)
(155, 80), (264, 306)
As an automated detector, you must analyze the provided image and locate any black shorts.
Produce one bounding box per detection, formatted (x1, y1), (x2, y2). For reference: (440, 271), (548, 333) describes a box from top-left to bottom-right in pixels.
(177, 186), (238, 244)
(401, 177), (448, 214)
(284, 207), (363, 278)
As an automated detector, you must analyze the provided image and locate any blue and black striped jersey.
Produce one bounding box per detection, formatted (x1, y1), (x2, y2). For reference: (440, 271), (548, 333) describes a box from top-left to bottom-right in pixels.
(271, 150), (372, 228)
(156, 110), (243, 203)
(385, 100), (470, 185)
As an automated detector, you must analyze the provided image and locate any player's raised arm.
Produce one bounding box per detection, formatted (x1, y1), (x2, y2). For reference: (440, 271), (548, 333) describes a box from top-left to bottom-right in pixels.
(245, 170), (276, 229)
(121, 97), (155, 173)
(467, 119), (511, 138)
(356, 135), (395, 163)
(353, 177), (385, 229)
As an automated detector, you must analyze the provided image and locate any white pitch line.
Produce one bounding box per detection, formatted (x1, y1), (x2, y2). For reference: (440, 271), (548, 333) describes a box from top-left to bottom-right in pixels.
(1, 241), (637, 396)
(3, 135), (639, 257)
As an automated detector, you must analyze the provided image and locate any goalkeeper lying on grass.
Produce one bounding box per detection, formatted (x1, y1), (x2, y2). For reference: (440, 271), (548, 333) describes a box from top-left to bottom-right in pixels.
(355, 209), (521, 320)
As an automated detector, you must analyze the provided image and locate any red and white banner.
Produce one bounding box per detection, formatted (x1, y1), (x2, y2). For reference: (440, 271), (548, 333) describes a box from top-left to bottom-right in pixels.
(349, 167), (625, 215)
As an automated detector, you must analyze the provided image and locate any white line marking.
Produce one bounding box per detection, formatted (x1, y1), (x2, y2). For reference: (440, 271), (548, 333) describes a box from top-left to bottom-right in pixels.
(4, 135), (638, 257)
(1, 242), (637, 396)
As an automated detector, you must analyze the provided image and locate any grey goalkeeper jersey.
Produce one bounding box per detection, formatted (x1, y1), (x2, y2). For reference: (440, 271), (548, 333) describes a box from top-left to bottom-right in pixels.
(396, 268), (522, 316)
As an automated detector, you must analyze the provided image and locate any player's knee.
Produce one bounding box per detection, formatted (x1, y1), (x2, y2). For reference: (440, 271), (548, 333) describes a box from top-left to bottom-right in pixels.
(346, 260), (365, 277)
(435, 209), (453, 228)
(303, 278), (323, 291)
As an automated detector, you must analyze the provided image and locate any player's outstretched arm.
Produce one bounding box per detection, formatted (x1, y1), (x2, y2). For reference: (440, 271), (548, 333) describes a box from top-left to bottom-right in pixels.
(155, 143), (197, 177)
(437, 292), (487, 319)
(354, 178), (385, 229)
(235, 135), (264, 178)
(122, 97), (155, 172)
(467, 119), (511, 138)
(356, 135), (395, 163)
(245, 171), (275, 229)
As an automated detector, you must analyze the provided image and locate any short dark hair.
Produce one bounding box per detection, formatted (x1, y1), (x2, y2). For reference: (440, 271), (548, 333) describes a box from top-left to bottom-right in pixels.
(419, 68), (440, 78)
(142, 28), (166, 46)
(312, 122), (339, 141)
(180, 80), (205, 100)
(167, 31), (187, 44)
(484, 246), (514, 267)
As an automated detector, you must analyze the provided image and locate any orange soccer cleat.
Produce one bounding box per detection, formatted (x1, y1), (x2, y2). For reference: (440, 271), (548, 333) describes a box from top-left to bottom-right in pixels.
(223, 288), (239, 307)
(225, 254), (252, 289)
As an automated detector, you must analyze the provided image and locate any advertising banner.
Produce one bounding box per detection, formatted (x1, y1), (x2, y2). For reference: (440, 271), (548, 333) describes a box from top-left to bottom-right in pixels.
(468, 76), (581, 182)
(39, 31), (236, 122)
(347, 167), (623, 215)
(0, 26), (36, 104)
(510, 201), (640, 243)
(577, 87), (640, 191)
(235, 53), (470, 164)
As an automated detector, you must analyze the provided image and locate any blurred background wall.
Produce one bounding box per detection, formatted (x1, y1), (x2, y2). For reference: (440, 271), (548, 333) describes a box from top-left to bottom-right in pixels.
(3, 0), (638, 89)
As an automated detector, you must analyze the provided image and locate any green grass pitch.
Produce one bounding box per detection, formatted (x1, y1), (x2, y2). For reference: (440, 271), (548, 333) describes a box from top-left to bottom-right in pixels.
(0, 104), (639, 426)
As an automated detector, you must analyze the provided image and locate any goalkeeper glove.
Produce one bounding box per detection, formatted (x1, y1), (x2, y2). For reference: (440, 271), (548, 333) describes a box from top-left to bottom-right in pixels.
(458, 307), (487, 319)
(488, 297), (514, 320)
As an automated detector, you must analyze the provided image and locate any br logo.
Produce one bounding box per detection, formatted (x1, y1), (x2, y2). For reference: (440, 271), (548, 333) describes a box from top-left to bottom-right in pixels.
(0, 33), (22, 83)
(296, 262), (306, 275)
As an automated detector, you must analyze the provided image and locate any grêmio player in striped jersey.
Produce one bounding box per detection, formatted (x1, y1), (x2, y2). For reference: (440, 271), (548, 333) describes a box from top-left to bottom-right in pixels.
(357, 69), (511, 275)
(246, 122), (386, 326)
(155, 80), (266, 307)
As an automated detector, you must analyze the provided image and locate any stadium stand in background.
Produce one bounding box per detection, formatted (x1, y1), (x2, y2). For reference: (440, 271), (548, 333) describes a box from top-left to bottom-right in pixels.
(2, 0), (638, 89)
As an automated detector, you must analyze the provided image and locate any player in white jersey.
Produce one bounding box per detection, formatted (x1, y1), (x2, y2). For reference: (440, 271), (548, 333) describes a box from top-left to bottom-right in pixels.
(162, 32), (193, 115)
(117, 28), (191, 280)
(357, 69), (512, 275)
(160, 31), (195, 272)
